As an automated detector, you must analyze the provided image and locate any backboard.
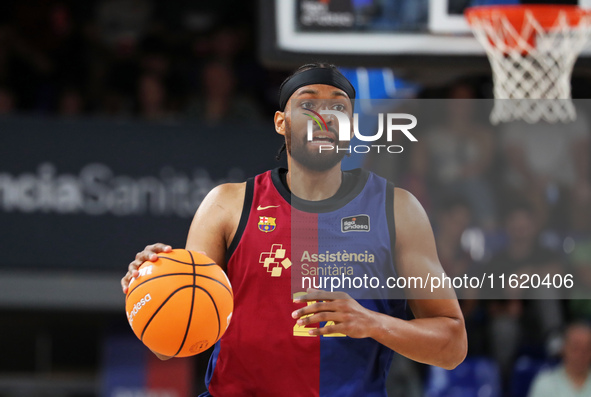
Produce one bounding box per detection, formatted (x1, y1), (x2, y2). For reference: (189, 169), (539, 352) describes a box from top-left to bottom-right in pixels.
(259, 0), (591, 80)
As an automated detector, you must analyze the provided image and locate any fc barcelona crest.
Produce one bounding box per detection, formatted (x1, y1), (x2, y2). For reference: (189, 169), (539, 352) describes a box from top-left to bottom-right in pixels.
(258, 216), (276, 233)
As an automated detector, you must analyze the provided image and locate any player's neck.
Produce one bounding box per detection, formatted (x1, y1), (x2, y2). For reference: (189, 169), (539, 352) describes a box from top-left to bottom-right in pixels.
(286, 161), (342, 201)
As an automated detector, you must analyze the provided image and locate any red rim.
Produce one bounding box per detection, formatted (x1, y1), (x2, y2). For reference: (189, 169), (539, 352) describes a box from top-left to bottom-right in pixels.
(465, 5), (591, 30)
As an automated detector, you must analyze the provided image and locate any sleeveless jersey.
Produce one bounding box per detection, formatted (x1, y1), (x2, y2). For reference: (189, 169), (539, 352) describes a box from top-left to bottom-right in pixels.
(201, 168), (406, 397)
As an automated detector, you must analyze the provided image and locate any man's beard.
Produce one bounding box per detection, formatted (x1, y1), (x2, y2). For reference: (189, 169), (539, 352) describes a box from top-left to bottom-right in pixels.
(285, 119), (347, 172)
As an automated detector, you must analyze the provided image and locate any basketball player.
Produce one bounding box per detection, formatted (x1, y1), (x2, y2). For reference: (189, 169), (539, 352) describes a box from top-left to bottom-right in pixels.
(121, 63), (467, 396)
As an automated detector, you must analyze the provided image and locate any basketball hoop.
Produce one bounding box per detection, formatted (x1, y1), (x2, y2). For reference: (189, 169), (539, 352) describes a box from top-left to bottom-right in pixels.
(465, 5), (591, 124)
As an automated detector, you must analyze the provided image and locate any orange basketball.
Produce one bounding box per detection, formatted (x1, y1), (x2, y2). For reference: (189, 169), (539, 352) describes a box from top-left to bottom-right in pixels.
(125, 249), (233, 357)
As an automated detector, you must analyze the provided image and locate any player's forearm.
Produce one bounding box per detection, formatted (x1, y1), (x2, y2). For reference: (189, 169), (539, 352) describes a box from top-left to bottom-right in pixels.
(368, 312), (467, 370)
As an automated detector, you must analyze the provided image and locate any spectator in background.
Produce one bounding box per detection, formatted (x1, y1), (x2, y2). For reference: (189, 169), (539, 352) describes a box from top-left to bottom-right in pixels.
(51, 2), (91, 105)
(502, 112), (590, 231)
(137, 34), (186, 115)
(94, 0), (156, 117)
(435, 196), (473, 279)
(0, 0), (272, 121)
(528, 323), (591, 397)
(486, 202), (564, 385)
(58, 87), (84, 117)
(0, 85), (15, 114)
(0, 25), (10, 84)
(567, 213), (591, 322)
(410, 81), (497, 229)
(138, 35), (171, 82)
(96, 0), (153, 50)
(435, 196), (488, 355)
(100, 35), (139, 117)
(137, 72), (173, 121)
(210, 26), (242, 63)
(8, 0), (59, 111)
(185, 60), (262, 123)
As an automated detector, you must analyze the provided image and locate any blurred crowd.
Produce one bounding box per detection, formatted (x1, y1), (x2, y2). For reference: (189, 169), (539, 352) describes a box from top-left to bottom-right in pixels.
(0, 0), (284, 121)
(365, 80), (591, 396)
(1, 1), (591, 396)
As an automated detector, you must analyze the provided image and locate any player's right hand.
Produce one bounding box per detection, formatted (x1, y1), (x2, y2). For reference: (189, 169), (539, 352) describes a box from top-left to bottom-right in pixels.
(121, 243), (172, 294)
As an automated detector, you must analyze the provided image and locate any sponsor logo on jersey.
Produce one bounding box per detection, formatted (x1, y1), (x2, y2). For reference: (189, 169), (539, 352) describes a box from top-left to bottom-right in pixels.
(259, 244), (291, 277)
(341, 214), (370, 232)
(258, 216), (277, 233)
(301, 250), (375, 263)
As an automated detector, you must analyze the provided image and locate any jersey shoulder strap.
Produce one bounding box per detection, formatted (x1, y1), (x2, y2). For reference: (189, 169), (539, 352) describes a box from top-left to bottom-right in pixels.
(385, 180), (396, 255)
(225, 176), (255, 263)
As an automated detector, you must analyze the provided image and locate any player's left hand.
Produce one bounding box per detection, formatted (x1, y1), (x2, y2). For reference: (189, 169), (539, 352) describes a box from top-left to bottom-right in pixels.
(292, 288), (376, 338)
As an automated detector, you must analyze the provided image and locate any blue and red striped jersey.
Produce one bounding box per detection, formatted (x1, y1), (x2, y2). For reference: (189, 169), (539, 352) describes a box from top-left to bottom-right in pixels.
(201, 168), (406, 397)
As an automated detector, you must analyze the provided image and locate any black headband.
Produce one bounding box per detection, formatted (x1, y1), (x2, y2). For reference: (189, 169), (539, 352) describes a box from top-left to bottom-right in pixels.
(279, 68), (356, 111)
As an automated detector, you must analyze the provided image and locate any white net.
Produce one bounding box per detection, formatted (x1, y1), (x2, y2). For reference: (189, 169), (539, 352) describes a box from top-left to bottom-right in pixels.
(467, 7), (591, 124)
